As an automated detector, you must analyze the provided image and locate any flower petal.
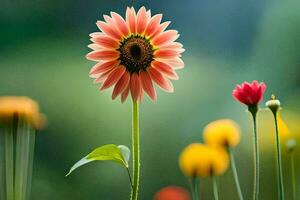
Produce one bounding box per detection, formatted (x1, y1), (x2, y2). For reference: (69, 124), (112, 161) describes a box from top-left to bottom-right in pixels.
(151, 60), (179, 80)
(121, 86), (130, 103)
(96, 21), (121, 41)
(111, 12), (130, 37)
(150, 21), (170, 38)
(136, 6), (148, 34)
(148, 67), (174, 93)
(154, 49), (181, 59)
(152, 30), (179, 46)
(155, 57), (185, 69)
(94, 69), (113, 83)
(86, 50), (119, 61)
(88, 44), (101, 50)
(91, 35), (120, 49)
(100, 66), (126, 90)
(112, 71), (130, 100)
(89, 60), (119, 76)
(140, 70), (157, 101)
(126, 7), (137, 34)
(130, 73), (142, 102)
(145, 14), (162, 37)
(159, 42), (183, 50)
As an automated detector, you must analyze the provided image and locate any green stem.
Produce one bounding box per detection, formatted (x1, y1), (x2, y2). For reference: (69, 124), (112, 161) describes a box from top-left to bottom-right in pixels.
(130, 101), (140, 200)
(228, 147), (244, 200)
(212, 176), (219, 200)
(190, 178), (199, 200)
(290, 152), (296, 200)
(273, 113), (285, 200)
(248, 105), (259, 200)
(126, 167), (134, 189)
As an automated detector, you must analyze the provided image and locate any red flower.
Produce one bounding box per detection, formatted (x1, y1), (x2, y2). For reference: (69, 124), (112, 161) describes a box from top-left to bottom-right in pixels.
(232, 80), (266, 106)
(153, 186), (191, 200)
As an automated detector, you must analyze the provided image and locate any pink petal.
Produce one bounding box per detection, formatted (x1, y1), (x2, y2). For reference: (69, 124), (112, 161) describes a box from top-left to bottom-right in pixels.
(96, 21), (121, 41)
(94, 70), (113, 83)
(148, 67), (174, 93)
(112, 71), (130, 99)
(145, 14), (162, 37)
(257, 82), (266, 103)
(121, 86), (130, 103)
(89, 60), (119, 76)
(151, 60), (178, 80)
(126, 7), (137, 34)
(111, 12), (130, 37)
(159, 42), (183, 49)
(154, 49), (181, 59)
(86, 50), (119, 61)
(136, 7), (148, 34)
(152, 30), (179, 46)
(155, 57), (185, 69)
(88, 44), (101, 50)
(140, 70), (157, 101)
(100, 66), (126, 90)
(130, 73), (142, 102)
(89, 32), (104, 37)
(91, 35), (120, 49)
(150, 21), (170, 38)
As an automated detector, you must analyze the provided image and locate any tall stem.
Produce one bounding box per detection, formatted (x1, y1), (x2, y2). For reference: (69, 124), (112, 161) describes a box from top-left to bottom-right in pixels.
(273, 113), (285, 200)
(191, 178), (200, 200)
(212, 176), (219, 200)
(290, 152), (296, 200)
(130, 101), (140, 200)
(228, 147), (244, 200)
(249, 105), (259, 200)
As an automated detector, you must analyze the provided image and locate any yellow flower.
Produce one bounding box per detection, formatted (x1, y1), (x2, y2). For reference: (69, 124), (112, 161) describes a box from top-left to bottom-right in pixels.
(0, 96), (45, 129)
(179, 143), (229, 178)
(203, 119), (241, 148)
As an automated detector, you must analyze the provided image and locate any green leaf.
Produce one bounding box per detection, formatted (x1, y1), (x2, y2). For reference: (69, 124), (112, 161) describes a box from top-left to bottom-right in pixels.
(118, 145), (130, 167)
(66, 144), (130, 176)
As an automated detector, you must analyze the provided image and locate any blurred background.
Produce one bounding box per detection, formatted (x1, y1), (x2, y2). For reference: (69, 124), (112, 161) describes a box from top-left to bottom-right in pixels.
(0, 0), (299, 199)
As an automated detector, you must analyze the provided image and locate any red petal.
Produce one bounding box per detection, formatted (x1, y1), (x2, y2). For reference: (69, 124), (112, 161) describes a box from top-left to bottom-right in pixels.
(89, 60), (119, 76)
(148, 67), (174, 93)
(130, 73), (142, 102)
(151, 61), (179, 80)
(140, 70), (157, 101)
(112, 71), (130, 100)
(100, 66), (126, 90)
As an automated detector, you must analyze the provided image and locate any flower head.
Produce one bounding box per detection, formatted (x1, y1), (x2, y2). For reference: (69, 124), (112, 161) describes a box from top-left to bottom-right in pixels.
(232, 80), (266, 106)
(0, 96), (45, 129)
(153, 186), (191, 200)
(87, 7), (184, 102)
(203, 119), (241, 148)
(266, 94), (281, 114)
(179, 143), (229, 178)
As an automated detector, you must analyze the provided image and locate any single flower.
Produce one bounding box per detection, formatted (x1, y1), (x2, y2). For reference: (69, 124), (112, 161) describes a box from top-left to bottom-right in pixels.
(179, 143), (229, 178)
(0, 96), (46, 129)
(203, 119), (241, 148)
(87, 6), (184, 102)
(153, 186), (191, 200)
(232, 80), (266, 106)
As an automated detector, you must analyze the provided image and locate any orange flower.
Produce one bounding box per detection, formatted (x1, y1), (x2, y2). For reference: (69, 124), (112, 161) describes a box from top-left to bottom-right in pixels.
(0, 96), (45, 129)
(87, 7), (184, 102)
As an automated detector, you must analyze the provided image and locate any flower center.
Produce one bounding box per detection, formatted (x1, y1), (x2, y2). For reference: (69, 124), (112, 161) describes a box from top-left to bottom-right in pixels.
(118, 35), (154, 73)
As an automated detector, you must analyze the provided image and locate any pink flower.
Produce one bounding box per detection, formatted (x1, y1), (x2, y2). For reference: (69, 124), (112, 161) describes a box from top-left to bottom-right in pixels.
(87, 7), (184, 102)
(232, 80), (266, 106)
(153, 186), (191, 200)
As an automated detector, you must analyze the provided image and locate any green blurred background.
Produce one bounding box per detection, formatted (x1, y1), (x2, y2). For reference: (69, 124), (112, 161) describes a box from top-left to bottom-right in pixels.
(0, 0), (300, 199)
